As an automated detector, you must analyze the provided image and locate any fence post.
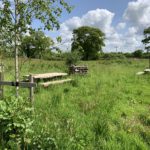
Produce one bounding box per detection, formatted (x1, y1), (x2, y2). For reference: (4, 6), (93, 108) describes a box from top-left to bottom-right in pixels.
(29, 74), (34, 104)
(0, 64), (4, 98)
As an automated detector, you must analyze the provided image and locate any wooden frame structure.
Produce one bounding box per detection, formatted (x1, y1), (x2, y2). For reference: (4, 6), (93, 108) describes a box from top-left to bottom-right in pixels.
(0, 71), (71, 103)
(0, 66), (36, 103)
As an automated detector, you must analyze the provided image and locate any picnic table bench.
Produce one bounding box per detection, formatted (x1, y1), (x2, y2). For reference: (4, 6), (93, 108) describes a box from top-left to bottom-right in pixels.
(23, 72), (72, 87)
(40, 79), (72, 87)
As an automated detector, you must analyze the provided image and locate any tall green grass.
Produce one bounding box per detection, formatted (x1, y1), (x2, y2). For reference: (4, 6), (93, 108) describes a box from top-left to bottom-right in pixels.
(2, 58), (150, 149)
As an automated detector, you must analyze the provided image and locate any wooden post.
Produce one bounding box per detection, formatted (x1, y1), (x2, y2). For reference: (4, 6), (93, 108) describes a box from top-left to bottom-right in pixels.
(0, 64), (4, 98)
(29, 74), (34, 104)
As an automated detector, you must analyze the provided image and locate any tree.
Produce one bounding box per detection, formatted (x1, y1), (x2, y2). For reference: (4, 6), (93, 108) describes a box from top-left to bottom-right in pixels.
(71, 26), (105, 60)
(132, 49), (143, 58)
(142, 26), (150, 68)
(0, 0), (72, 96)
(21, 31), (54, 58)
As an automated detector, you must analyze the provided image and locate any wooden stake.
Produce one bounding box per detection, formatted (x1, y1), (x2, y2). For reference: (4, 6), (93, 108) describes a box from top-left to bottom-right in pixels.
(29, 75), (34, 104)
(0, 64), (4, 98)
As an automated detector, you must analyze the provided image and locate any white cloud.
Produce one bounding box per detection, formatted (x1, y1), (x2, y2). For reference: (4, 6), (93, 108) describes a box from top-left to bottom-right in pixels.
(106, 25), (144, 52)
(127, 27), (138, 35)
(60, 9), (115, 38)
(118, 0), (150, 52)
(109, 0), (150, 52)
(57, 0), (150, 52)
(59, 8), (115, 50)
(81, 9), (115, 34)
(104, 32), (124, 51)
(116, 22), (126, 30)
(123, 0), (150, 31)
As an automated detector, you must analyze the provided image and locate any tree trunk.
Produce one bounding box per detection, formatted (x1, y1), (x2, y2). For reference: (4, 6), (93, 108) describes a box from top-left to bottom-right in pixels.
(15, 0), (19, 97)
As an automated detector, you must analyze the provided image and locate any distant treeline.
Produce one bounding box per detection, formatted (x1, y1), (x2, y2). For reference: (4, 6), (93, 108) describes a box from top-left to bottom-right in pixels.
(0, 49), (149, 61)
(99, 50), (150, 59)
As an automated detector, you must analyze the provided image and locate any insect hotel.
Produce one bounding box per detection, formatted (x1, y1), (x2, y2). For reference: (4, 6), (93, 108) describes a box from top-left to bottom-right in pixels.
(69, 65), (88, 74)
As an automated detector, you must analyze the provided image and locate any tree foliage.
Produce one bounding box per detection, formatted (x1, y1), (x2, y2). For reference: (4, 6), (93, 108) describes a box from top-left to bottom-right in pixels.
(0, 0), (72, 51)
(0, 0), (72, 34)
(0, 0), (72, 96)
(21, 31), (54, 58)
(142, 26), (150, 50)
(132, 49), (143, 58)
(71, 26), (105, 60)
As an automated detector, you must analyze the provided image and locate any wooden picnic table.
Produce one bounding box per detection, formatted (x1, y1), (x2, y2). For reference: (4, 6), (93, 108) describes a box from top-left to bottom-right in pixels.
(23, 72), (72, 87)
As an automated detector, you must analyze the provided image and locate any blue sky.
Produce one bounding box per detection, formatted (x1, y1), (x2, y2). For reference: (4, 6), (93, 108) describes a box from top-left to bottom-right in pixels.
(48, 0), (131, 36)
(32, 0), (150, 52)
(0, 0), (149, 52)
(62, 0), (131, 24)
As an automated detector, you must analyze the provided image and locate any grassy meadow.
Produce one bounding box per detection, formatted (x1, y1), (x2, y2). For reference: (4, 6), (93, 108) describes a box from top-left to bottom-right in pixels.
(2, 58), (150, 149)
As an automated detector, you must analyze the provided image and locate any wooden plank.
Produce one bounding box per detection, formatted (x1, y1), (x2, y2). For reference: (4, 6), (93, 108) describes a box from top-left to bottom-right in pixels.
(144, 69), (150, 73)
(0, 81), (36, 88)
(136, 72), (144, 75)
(24, 72), (68, 80)
(33, 73), (68, 79)
(40, 79), (72, 87)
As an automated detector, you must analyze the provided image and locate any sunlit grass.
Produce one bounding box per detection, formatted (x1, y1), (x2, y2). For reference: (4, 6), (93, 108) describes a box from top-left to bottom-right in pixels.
(2, 58), (150, 149)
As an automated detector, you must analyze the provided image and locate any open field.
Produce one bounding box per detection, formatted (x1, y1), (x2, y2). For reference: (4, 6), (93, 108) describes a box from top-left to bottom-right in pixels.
(2, 58), (150, 149)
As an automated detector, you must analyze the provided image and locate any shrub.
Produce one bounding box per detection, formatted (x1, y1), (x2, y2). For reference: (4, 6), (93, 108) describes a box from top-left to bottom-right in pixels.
(0, 97), (34, 149)
(65, 51), (81, 66)
(30, 130), (57, 150)
(132, 50), (143, 58)
(102, 52), (126, 60)
(0, 97), (57, 149)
